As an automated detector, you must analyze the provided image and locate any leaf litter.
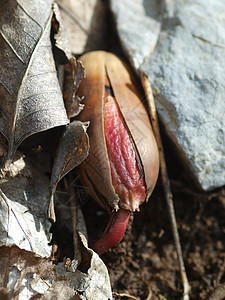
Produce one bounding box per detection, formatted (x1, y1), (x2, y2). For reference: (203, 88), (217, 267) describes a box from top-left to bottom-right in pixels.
(0, 1), (111, 299)
(0, 0), (69, 163)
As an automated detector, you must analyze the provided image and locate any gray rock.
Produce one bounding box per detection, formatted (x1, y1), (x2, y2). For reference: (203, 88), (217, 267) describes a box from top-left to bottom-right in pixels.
(110, 0), (225, 191)
(110, 0), (162, 69)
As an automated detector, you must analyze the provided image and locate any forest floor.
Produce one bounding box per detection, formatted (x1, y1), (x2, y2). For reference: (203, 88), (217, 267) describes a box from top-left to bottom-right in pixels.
(81, 135), (225, 300)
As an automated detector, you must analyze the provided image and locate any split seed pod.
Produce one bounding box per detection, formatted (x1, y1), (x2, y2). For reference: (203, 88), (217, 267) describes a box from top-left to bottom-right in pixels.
(77, 51), (159, 254)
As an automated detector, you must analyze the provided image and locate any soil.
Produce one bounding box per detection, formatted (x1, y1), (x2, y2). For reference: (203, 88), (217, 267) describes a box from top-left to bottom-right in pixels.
(75, 131), (225, 300)
(102, 181), (225, 299)
(103, 184), (225, 300)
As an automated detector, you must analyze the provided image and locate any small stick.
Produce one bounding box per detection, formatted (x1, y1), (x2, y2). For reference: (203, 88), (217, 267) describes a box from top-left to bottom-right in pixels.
(112, 292), (138, 299)
(68, 175), (82, 271)
(48, 191), (56, 222)
(145, 287), (152, 300)
(141, 73), (190, 300)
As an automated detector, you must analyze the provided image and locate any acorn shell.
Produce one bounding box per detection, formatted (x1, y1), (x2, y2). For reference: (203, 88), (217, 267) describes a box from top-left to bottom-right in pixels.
(77, 51), (159, 212)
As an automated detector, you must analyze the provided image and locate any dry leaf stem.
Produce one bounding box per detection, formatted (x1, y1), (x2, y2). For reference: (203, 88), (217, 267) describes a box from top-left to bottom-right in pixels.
(141, 73), (190, 300)
(48, 191), (56, 222)
(68, 175), (82, 270)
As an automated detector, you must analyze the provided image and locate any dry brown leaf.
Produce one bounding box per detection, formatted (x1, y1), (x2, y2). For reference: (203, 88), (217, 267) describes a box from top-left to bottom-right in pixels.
(0, 242), (112, 300)
(57, 0), (107, 54)
(0, 153), (52, 257)
(49, 120), (89, 221)
(0, 0), (69, 163)
(63, 58), (85, 119)
(0, 245), (78, 299)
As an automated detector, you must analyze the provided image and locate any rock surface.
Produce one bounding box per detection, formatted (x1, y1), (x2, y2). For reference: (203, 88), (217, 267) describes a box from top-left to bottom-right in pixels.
(110, 0), (161, 70)
(110, 0), (225, 190)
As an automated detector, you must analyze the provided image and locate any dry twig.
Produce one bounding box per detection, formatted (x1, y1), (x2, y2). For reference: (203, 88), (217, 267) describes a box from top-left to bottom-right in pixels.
(112, 291), (138, 299)
(68, 175), (82, 270)
(141, 73), (190, 300)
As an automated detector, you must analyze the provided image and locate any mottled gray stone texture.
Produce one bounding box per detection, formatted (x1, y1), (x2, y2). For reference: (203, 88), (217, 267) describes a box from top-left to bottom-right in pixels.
(110, 0), (225, 190)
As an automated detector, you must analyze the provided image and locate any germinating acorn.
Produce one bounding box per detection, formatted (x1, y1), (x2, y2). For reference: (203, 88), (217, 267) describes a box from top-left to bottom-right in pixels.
(77, 51), (159, 254)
